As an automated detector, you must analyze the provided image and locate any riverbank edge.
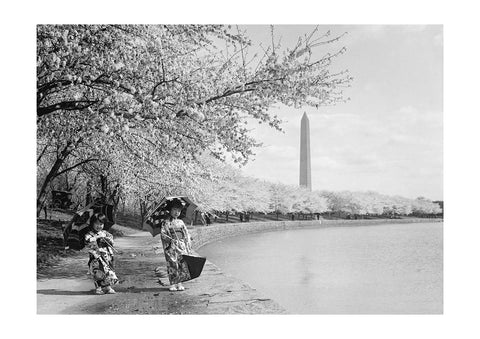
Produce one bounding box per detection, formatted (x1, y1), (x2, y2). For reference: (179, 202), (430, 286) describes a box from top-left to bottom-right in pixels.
(190, 218), (443, 250)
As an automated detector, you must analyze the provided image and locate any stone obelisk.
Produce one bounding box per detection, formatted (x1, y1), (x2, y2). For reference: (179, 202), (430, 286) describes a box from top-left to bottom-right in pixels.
(299, 112), (312, 191)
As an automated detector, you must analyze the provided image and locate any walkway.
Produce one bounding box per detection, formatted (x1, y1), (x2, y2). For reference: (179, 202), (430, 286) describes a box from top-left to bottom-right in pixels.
(37, 230), (285, 314)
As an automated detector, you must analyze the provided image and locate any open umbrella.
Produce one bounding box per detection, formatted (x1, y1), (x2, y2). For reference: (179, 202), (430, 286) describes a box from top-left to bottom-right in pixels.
(143, 196), (198, 237)
(64, 222), (90, 250)
(72, 201), (115, 230)
(63, 202), (116, 250)
(87, 201), (115, 231)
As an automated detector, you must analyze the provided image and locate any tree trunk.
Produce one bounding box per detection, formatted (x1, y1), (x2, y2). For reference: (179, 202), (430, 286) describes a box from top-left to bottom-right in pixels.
(65, 171), (70, 191)
(139, 198), (148, 229)
(110, 183), (121, 214)
(86, 181), (92, 206)
(100, 175), (108, 203)
(36, 142), (74, 216)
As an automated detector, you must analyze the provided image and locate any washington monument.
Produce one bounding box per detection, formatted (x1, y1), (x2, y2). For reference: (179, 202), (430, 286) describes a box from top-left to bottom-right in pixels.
(299, 112), (312, 191)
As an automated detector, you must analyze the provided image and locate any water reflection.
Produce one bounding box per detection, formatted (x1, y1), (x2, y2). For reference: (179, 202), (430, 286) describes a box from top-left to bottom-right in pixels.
(299, 255), (313, 285)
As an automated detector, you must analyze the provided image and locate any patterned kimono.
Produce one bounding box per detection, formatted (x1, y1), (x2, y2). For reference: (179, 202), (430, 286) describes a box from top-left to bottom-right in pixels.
(160, 218), (193, 285)
(85, 230), (118, 288)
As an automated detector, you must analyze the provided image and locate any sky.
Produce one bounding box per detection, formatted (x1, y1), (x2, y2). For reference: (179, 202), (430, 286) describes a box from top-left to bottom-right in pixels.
(236, 25), (443, 201)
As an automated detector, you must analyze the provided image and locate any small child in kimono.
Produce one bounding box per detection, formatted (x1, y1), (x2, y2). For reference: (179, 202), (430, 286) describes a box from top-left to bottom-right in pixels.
(85, 213), (118, 294)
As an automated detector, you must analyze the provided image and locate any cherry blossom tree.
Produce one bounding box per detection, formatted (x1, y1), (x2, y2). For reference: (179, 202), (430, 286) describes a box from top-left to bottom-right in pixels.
(37, 24), (352, 215)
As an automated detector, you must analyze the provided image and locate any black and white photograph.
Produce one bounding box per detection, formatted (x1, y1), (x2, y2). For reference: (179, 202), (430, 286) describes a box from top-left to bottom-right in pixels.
(2, 0), (480, 338)
(35, 23), (443, 315)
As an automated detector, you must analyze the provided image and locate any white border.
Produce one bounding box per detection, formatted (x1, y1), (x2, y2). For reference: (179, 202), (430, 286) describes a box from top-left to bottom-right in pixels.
(2, 1), (479, 338)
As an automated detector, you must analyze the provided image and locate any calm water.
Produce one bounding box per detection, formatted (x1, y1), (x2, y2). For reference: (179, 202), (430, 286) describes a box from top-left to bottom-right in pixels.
(198, 222), (443, 314)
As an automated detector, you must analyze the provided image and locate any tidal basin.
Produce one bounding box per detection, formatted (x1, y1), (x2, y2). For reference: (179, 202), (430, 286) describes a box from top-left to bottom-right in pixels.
(198, 222), (443, 314)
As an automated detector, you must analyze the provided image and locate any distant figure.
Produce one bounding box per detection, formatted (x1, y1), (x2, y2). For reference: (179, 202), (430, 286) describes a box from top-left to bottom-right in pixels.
(205, 213), (211, 226)
(240, 213), (244, 222)
(291, 214), (295, 221)
(200, 212), (207, 226)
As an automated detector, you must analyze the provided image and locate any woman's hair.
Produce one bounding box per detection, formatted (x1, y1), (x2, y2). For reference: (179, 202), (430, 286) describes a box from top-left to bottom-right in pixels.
(90, 213), (107, 227)
(167, 198), (184, 211)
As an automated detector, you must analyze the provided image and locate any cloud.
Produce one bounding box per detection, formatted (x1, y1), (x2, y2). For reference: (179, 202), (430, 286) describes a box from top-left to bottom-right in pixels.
(311, 156), (342, 170)
(396, 105), (417, 114)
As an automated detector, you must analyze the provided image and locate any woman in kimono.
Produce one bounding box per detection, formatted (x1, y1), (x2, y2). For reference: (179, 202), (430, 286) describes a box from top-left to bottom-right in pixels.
(85, 213), (118, 294)
(160, 199), (193, 291)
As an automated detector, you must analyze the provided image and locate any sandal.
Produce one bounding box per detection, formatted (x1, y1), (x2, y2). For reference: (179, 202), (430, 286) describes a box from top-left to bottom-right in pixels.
(169, 285), (178, 291)
(177, 284), (185, 291)
(95, 287), (104, 295)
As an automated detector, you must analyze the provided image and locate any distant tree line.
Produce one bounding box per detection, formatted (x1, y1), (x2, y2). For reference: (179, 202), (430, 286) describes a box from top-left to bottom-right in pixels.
(194, 172), (443, 219)
(116, 162), (442, 220)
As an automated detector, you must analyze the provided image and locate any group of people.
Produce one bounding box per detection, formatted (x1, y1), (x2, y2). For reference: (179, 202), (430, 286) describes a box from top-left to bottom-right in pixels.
(83, 199), (193, 295)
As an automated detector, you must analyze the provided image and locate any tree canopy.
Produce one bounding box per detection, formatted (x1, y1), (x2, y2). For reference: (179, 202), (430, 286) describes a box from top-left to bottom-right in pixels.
(37, 24), (352, 215)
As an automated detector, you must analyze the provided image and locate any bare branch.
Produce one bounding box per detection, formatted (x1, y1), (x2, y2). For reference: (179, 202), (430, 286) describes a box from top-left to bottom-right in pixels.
(236, 25), (247, 82)
(55, 158), (101, 178)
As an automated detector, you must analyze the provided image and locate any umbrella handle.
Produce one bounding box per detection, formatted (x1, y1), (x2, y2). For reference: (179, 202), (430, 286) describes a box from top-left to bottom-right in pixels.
(161, 233), (174, 241)
(97, 252), (115, 272)
(105, 242), (118, 253)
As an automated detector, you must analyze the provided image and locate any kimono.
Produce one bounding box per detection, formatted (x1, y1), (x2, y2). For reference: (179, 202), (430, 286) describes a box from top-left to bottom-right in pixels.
(85, 229), (118, 288)
(160, 218), (193, 285)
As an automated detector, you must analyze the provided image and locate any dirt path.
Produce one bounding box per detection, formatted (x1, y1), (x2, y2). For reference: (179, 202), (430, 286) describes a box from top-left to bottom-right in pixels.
(37, 230), (285, 314)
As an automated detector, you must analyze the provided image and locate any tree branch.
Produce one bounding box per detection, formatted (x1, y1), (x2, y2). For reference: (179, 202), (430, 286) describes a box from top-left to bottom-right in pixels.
(152, 77), (180, 97)
(37, 100), (98, 117)
(37, 79), (74, 93)
(54, 158), (101, 178)
(37, 144), (49, 163)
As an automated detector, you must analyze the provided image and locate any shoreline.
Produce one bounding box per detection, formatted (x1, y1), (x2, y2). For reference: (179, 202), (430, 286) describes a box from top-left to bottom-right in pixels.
(190, 217), (443, 251)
